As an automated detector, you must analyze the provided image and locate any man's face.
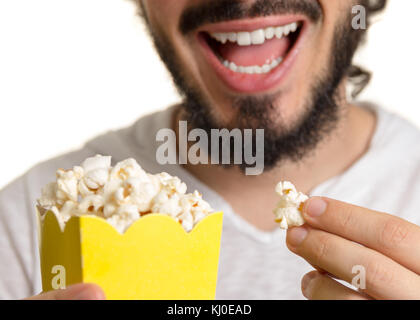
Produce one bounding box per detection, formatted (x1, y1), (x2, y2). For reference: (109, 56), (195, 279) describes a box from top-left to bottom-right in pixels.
(140, 0), (363, 169)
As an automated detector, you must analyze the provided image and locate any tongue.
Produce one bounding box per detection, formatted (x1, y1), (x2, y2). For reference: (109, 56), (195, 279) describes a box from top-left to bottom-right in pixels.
(218, 36), (290, 66)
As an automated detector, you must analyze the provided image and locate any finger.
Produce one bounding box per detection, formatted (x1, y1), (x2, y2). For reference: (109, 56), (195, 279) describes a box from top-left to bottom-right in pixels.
(286, 226), (420, 300)
(301, 271), (370, 300)
(302, 197), (420, 274)
(26, 283), (105, 300)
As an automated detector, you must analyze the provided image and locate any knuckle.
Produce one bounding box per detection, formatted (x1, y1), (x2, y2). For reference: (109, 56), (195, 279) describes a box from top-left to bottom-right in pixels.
(338, 205), (355, 234)
(314, 234), (332, 266)
(378, 217), (410, 250)
(366, 259), (395, 291)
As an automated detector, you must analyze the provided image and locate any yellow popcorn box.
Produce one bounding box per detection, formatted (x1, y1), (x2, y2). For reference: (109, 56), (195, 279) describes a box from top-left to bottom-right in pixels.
(37, 210), (223, 300)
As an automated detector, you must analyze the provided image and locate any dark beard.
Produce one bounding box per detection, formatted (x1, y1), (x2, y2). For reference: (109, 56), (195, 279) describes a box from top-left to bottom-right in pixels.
(140, 0), (365, 173)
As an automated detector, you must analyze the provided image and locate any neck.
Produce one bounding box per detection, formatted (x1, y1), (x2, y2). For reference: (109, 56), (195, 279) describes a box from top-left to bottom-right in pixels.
(173, 87), (377, 231)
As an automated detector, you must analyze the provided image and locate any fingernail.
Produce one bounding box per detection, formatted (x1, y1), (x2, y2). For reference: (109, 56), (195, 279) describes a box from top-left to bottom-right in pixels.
(302, 272), (317, 298)
(287, 227), (308, 247)
(306, 197), (327, 217)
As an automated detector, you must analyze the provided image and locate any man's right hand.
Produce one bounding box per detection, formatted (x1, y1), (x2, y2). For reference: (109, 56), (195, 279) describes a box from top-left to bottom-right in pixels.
(25, 283), (105, 300)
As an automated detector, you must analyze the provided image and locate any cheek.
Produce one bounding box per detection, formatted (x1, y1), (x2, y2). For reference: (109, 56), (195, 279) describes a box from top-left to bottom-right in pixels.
(294, 1), (346, 85)
(143, 0), (219, 104)
(278, 1), (352, 119)
(143, 0), (185, 32)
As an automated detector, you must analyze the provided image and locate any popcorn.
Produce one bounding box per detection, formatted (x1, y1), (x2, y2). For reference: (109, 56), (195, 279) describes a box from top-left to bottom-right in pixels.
(56, 169), (79, 203)
(78, 155), (111, 196)
(273, 181), (308, 230)
(37, 155), (214, 233)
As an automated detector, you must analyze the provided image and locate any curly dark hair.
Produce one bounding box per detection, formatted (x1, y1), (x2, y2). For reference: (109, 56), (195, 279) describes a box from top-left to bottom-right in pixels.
(133, 0), (388, 97)
(349, 0), (388, 97)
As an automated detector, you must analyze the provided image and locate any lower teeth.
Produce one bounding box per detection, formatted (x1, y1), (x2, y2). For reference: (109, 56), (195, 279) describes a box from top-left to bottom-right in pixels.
(222, 57), (283, 74)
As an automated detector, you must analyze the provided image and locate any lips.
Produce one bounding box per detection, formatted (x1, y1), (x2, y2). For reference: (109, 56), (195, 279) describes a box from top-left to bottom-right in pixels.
(196, 16), (308, 93)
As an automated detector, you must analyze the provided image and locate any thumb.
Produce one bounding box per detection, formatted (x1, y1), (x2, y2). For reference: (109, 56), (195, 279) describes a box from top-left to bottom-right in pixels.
(26, 283), (106, 300)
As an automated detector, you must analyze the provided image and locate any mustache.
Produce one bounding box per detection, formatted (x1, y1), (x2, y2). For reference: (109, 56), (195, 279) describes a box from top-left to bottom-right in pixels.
(179, 0), (322, 34)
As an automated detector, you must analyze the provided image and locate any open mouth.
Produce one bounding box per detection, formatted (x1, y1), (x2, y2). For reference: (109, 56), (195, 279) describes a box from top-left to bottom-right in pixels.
(197, 17), (307, 93)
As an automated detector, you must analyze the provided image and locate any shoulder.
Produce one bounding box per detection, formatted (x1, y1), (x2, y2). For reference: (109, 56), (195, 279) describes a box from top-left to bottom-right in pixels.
(0, 106), (176, 226)
(370, 104), (420, 163)
(315, 104), (420, 224)
(360, 104), (420, 222)
(2, 106), (176, 206)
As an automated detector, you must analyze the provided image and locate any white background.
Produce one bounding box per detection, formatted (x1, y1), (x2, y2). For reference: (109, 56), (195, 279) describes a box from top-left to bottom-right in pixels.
(0, 0), (419, 189)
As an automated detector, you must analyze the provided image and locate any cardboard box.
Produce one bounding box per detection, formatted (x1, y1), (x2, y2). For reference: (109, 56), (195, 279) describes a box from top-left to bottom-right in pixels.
(38, 210), (223, 299)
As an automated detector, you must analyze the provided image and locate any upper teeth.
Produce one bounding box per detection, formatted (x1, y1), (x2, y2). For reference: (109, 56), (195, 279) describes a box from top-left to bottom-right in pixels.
(210, 22), (299, 46)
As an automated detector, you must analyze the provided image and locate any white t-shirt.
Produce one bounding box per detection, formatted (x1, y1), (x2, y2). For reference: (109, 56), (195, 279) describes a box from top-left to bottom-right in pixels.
(1, 104), (419, 300)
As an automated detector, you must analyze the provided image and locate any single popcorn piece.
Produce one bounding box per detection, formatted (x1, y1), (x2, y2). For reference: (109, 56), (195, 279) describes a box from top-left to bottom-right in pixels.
(273, 181), (309, 230)
(37, 155), (214, 233)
